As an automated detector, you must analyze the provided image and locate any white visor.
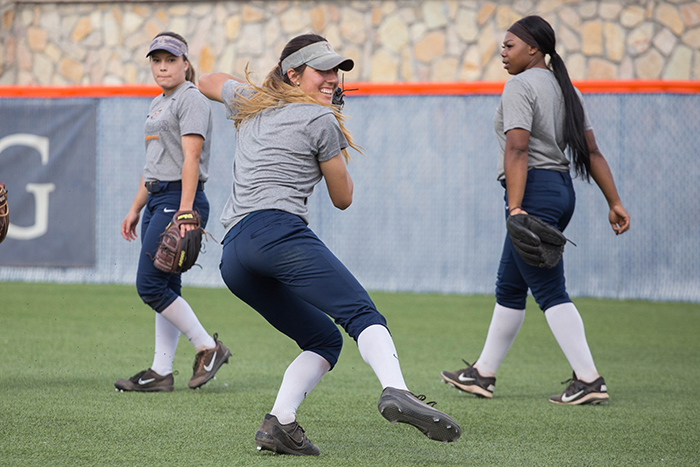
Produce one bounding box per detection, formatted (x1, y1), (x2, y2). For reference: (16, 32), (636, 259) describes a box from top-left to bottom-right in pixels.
(281, 41), (354, 74)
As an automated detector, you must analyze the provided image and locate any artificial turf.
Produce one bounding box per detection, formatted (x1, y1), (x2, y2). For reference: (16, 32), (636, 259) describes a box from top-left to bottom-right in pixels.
(1, 282), (698, 466)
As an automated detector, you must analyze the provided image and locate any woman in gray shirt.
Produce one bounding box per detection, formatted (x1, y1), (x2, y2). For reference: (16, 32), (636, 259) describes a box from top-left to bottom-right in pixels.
(441, 16), (630, 405)
(200, 33), (461, 456)
(116, 32), (230, 393)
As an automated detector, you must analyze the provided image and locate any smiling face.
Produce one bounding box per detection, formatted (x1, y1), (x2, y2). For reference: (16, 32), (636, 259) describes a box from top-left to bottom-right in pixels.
(288, 66), (339, 104)
(501, 31), (540, 75)
(149, 51), (188, 95)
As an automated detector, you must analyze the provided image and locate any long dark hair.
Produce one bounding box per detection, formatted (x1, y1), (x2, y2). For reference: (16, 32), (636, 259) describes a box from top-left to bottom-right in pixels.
(516, 16), (591, 181)
(153, 31), (196, 83)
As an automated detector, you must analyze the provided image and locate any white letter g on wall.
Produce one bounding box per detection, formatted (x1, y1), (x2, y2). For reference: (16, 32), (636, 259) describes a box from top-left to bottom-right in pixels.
(0, 134), (55, 240)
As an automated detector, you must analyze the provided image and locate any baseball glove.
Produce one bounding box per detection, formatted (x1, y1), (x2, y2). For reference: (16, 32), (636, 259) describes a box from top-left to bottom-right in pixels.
(153, 210), (203, 274)
(506, 214), (570, 269)
(0, 183), (8, 244)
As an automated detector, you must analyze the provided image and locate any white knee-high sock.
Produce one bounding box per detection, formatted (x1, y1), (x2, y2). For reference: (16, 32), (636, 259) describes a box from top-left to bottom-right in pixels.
(545, 302), (599, 382)
(475, 304), (526, 377)
(151, 311), (180, 376)
(357, 324), (408, 390)
(160, 296), (215, 352)
(270, 351), (331, 425)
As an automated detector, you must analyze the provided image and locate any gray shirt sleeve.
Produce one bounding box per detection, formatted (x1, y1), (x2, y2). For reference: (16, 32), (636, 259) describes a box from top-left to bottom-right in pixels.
(178, 88), (212, 139)
(308, 112), (348, 162)
(502, 78), (535, 133)
(222, 79), (254, 120)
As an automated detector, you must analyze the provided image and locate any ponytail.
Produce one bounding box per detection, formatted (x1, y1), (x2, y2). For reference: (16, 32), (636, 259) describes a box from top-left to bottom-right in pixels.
(185, 64), (196, 84)
(549, 51), (590, 181)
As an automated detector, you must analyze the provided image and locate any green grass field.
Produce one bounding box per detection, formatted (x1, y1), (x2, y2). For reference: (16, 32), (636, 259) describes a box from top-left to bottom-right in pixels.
(1, 282), (699, 466)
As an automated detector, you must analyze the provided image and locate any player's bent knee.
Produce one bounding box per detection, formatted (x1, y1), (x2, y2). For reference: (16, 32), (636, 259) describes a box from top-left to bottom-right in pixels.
(308, 327), (343, 369)
(324, 327), (344, 358)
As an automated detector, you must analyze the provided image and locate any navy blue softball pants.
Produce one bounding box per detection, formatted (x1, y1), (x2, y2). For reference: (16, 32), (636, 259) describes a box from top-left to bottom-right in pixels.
(136, 185), (209, 312)
(496, 169), (575, 312)
(219, 209), (387, 368)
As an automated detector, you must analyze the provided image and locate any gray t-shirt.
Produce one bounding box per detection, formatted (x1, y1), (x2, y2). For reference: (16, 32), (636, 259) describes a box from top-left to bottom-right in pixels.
(143, 81), (213, 182)
(493, 68), (592, 180)
(220, 79), (348, 232)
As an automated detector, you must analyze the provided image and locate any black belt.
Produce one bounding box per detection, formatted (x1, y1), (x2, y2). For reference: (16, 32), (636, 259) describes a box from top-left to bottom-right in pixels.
(145, 180), (204, 194)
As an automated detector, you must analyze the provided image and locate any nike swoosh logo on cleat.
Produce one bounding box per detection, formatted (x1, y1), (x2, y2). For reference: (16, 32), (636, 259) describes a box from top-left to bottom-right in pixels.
(272, 427), (305, 448)
(289, 435), (305, 448)
(203, 351), (217, 372)
(561, 390), (584, 402)
(458, 374), (476, 382)
(138, 378), (155, 385)
(287, 432), (305, 448)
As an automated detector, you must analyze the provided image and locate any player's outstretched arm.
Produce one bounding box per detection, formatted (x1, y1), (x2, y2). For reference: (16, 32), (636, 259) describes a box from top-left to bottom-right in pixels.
(198, 73), (244, 103)
(586, 130), (630, 235)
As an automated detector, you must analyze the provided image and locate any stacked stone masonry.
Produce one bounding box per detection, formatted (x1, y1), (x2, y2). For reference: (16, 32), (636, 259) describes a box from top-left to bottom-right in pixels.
(1, 0), (699, 85)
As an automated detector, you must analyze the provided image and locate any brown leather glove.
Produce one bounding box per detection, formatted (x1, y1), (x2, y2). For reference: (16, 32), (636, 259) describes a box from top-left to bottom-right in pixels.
(153, 210), (203, 273)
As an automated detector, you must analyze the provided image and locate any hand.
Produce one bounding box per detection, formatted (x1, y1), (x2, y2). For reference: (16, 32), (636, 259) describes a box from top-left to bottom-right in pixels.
(121, 211), (140, 241)
(180, 222), (198, 238)
(609, 204), (630, 235)
(509, 206), (528, 216)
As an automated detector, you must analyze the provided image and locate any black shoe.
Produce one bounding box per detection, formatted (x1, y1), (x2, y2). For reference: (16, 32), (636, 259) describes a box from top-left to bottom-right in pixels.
(549, 373), (609, 405)
(114, 368), (174, 392)
(441, 360), (496, 398)
(254, 414), (320, 456)
(378, 387), (461, 443)
(188, 333), (231, 389)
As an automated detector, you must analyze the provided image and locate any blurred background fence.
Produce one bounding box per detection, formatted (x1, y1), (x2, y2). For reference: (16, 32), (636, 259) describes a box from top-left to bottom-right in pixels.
(1, 88), (699, 303)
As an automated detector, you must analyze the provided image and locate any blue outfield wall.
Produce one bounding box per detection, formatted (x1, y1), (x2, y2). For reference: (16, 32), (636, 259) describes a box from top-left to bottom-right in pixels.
(0, 93), (698, 303)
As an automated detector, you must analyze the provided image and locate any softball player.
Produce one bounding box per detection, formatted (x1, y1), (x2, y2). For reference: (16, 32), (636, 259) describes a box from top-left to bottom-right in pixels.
(199, 33), (461, 455)
(441, 16), (630, 405)
(116, 32), (230, 392)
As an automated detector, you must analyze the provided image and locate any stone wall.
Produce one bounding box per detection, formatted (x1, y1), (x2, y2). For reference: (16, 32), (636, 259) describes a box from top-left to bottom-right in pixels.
(1, 0), (699, 86)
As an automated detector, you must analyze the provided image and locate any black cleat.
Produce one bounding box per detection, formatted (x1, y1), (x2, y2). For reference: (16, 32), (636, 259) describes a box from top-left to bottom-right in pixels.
(114, 368), (174, 392)
(254, 414), (320, 456)
(441, 360), (496, 398)
(188, 333), (231, 389)
(378, 387), (461, 442)
(549, 373), (609, 405)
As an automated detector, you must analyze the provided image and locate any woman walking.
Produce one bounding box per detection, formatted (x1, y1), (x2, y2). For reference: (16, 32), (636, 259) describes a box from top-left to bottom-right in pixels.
(441, 16), (630, 405)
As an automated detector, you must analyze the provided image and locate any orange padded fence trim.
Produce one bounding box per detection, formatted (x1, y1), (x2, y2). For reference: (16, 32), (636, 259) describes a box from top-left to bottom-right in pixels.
(0, 84), (162, 98)
(571, 80), (700, 94)
(347, 80), (700, 95)
(0, 80), (698, 98)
